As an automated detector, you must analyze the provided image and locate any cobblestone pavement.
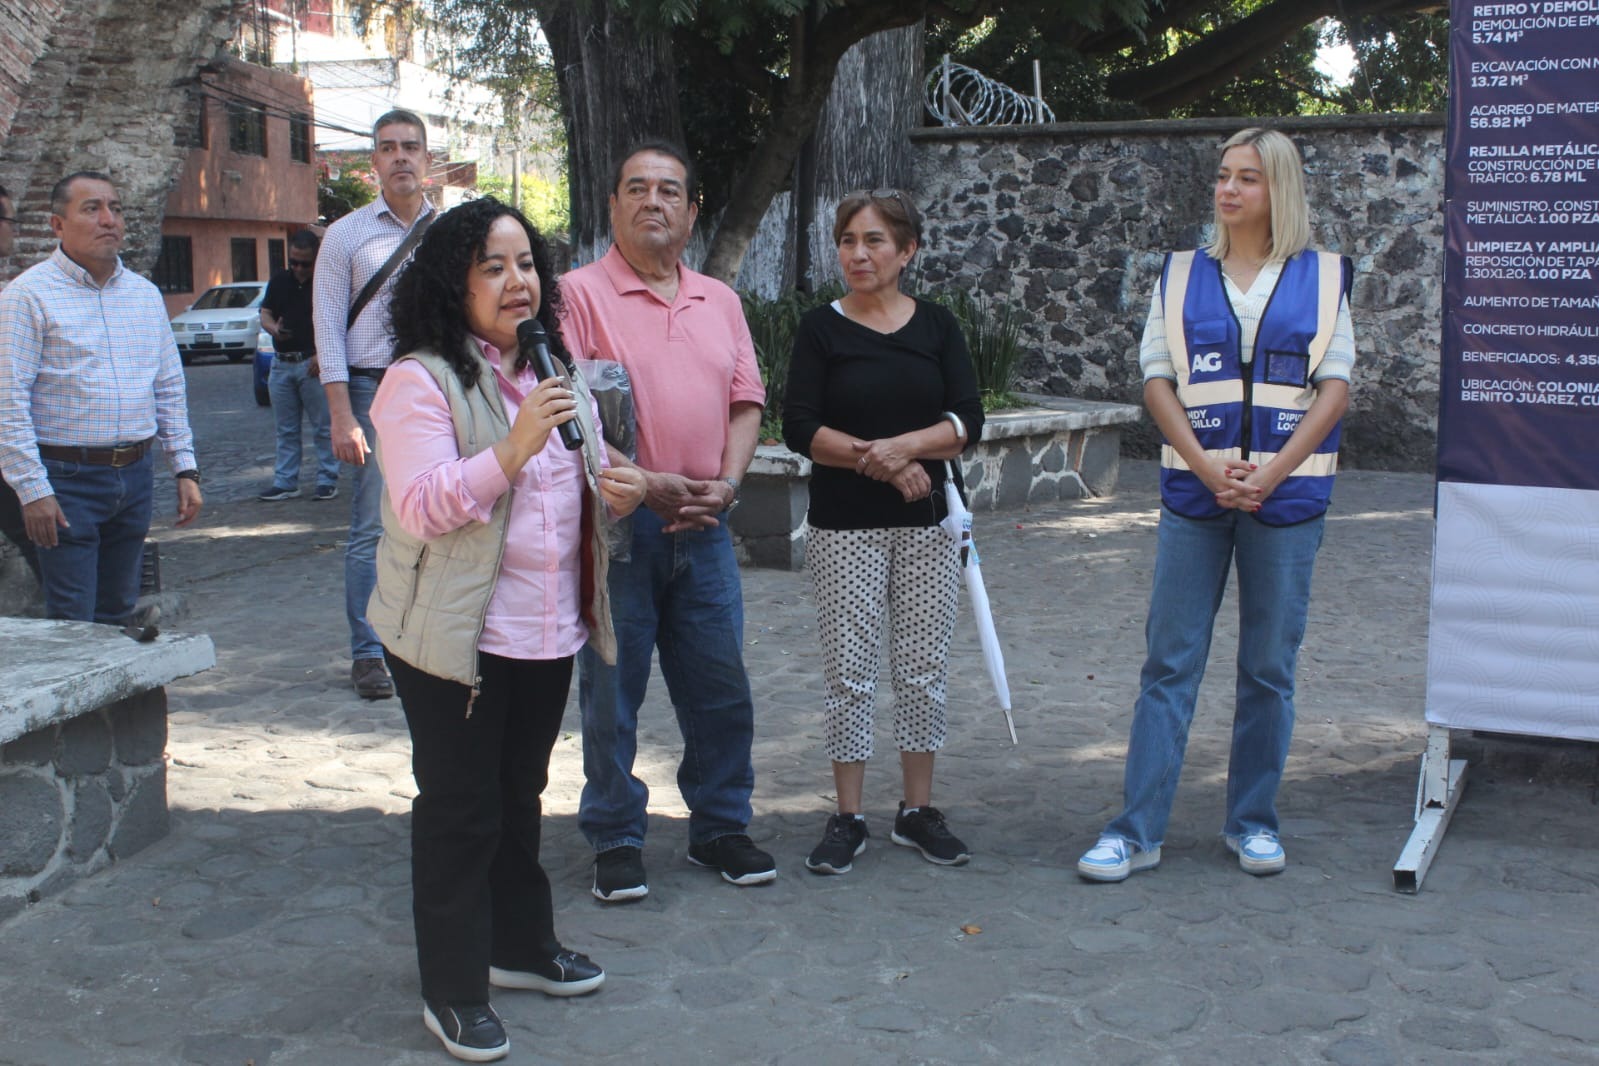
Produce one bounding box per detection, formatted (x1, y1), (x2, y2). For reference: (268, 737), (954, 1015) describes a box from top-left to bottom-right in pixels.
(2, 364), (1597, 1065)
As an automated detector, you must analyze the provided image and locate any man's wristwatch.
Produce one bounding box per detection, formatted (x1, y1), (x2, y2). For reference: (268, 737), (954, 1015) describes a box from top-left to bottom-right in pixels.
(175, 469), (201, 484)
(721, 477), (740, 514)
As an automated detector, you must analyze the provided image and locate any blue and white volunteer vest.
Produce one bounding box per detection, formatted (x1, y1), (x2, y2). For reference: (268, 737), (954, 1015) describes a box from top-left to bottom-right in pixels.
(1158, 247), (1352, 526)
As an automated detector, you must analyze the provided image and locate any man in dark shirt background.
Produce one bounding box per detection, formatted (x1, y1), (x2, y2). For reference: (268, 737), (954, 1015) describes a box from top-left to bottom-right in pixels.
(258, 229), (338, 502)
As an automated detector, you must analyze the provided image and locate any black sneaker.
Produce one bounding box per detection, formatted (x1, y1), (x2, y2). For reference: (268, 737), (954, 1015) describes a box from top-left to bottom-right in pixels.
(592, 845), (648, 902)
(688, 833), (777, 886)
(806, 814), (868, 875)
(258, 485), (300, 501)
(890, 803), (971, 866)
(490, 948), (604, 997)
(422, 1001), (508, 1062)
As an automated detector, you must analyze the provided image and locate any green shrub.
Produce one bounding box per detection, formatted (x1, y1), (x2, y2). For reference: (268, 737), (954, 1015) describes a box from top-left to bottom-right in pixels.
(741, 284), (842, 442)
(932, 288), (1025, 410)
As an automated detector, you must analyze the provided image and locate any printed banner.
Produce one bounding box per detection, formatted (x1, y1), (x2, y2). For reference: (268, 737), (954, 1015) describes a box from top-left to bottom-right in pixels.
(1428, 0), (1599, 739)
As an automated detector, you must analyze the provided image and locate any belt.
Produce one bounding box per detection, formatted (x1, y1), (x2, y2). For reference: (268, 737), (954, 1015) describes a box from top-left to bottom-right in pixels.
(348, 367), (387, 379)
(38, 439), (153, 468)
(275, 350), (313, 363)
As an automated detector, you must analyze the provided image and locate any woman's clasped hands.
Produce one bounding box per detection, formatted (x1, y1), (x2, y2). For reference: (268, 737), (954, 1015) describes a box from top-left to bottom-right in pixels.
(851, 437), (930, 502)
(1204, 457), (1279, 513)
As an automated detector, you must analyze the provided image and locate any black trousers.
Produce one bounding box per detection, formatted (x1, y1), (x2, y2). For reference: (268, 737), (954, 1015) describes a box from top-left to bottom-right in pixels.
(387, 648), (574, 1005)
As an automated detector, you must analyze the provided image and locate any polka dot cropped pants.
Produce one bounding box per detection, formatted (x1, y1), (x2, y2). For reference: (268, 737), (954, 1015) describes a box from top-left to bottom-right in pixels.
(807, 525), (961, 763)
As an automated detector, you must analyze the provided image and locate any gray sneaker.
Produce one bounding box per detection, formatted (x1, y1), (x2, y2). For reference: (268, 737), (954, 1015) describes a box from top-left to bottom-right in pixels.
(312, 484), (339, 501)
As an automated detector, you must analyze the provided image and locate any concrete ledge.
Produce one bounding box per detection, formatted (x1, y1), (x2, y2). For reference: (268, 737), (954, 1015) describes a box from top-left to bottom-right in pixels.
(732, 395), (1141, 569)
(1, 620), (215, 922)
(0, 619), (214, 745)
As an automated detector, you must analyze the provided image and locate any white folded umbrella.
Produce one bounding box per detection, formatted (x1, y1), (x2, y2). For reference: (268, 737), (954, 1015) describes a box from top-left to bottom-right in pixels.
(940, 463), (1016, 744)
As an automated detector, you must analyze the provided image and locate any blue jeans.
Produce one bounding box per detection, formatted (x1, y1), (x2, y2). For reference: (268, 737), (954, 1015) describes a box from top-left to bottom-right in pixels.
(35, 451), (154, 624)
(1106, 507), (1325, 852)
(578, 507), (756, 850)
(345, 374), (384, 660)
(267, 357), (339, 493)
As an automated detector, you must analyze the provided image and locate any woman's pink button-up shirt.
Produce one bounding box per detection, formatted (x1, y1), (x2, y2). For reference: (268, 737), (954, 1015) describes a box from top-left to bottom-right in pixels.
(371, 344), (603, 661)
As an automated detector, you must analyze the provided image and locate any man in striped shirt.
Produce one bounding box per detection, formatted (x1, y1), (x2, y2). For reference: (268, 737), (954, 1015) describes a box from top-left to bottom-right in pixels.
(0, 171), (202, 625)
(314, 109), (434, 700)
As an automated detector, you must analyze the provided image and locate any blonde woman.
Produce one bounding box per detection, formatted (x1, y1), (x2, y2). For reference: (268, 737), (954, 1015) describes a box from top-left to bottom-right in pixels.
(1078, 129), (1355, 882)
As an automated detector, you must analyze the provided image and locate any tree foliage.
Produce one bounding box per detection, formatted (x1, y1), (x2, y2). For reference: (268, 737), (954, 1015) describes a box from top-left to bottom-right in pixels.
(928, 0), (1446, 121)
(418, 0), (1445, 280)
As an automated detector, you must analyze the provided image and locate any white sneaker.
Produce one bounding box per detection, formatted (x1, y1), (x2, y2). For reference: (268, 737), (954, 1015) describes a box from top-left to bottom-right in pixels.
(1225, 831), (1286, 875)
(1076, 834), (1160, 882)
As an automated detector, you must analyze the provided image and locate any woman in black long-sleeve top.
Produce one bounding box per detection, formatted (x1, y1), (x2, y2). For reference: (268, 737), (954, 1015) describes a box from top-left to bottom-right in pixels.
(783, 189), (984, 876)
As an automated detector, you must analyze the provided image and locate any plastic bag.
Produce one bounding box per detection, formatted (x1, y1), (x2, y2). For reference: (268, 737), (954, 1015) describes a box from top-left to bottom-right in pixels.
(584, 359), (636, 561)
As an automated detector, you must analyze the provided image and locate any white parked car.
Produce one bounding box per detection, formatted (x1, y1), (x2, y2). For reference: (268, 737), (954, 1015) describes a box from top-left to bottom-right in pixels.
(170, 281), (268, 364)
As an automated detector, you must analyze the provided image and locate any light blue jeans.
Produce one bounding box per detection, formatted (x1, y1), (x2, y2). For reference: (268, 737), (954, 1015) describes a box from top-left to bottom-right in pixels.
(267, 356), (338, 493)
(578, 508), (756, 851)
(1105, 506), (1325, 852)
(345, 373), (384, 661)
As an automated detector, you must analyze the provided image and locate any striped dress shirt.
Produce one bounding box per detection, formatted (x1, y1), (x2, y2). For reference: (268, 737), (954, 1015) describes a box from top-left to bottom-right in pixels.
(0, 248), (197, 505)
(314, 194), (436, 383)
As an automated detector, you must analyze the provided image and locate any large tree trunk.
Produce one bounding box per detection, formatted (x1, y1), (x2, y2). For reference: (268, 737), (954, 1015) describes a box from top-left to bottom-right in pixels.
(803, 21), (924, 290)
(535, 0), (683, 266)
(700, 6), (937, 283)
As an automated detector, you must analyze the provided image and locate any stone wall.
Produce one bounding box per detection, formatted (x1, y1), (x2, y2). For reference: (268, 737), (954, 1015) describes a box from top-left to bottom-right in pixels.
(910, 115), (1447, 471)
(0, 0), (235, 281)
(0, 688), (169, 923)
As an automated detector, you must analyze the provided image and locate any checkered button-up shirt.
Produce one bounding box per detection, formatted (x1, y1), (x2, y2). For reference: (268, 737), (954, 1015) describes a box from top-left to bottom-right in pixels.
(0, 248), (197, 504)
(314, 194), (435, 383)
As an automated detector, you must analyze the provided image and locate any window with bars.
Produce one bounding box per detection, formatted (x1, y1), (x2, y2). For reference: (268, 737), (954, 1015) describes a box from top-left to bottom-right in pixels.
(290, 113), (312, 164)
(153, 236), (194, 294)
(227, 101), (268, 157)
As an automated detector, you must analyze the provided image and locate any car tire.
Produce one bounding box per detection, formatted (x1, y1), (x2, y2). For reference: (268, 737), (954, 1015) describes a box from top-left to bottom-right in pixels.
(229, 352), (248, 363)
(180, 351), (192, 366)
(255, 384), (270, 407)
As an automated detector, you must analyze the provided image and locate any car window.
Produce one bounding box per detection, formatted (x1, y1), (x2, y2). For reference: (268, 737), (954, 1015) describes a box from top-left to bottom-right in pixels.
(191, 285), (264, 311)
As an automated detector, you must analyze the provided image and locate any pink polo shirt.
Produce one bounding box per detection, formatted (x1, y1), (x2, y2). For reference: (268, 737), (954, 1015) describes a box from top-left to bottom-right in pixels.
(370, 346), (605, 661)
(559, 246), (765, 480)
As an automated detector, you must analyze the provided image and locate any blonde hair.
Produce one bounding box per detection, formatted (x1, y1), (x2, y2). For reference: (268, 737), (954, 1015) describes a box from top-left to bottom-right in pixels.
(1205, 128), (1312, 263)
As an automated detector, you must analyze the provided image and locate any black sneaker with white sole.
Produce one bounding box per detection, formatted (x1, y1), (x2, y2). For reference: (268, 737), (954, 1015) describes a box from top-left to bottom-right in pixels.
(592, 845), (648, 902)
(490, 948), (605, 997)
(890, 802), (971, 866)
(422, 1001), (508, 1062)
(257, 485), (300, 501)
(687, 833), (777, 886)
(806, 814), (868, 875)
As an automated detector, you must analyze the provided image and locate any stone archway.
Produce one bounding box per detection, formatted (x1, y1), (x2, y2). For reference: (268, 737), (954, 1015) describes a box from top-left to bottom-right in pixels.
(0, 0), (235, 282)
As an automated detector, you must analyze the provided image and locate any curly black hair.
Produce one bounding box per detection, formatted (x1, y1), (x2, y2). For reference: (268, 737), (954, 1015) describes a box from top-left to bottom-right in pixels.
(388, 197), (570, 388)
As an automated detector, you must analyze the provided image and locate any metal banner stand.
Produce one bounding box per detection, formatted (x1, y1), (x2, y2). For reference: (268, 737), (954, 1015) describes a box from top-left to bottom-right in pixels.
(1392, 723), (1468, 893)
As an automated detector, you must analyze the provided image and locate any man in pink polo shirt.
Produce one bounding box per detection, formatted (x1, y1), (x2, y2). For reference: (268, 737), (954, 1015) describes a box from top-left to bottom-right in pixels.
(560, 139), (773, 901)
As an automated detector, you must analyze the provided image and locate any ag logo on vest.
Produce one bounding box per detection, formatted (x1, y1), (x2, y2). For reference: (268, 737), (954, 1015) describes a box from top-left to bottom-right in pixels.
(1193, 351), (1223, 373)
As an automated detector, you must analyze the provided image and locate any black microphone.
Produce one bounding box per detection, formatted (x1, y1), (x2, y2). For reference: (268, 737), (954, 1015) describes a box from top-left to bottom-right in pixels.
(517, 318), (584, 451)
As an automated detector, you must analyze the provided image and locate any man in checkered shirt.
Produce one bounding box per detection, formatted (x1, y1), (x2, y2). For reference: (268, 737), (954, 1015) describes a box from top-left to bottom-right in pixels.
(0, 171), (202, 625)
(314, 109), (434, 700)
